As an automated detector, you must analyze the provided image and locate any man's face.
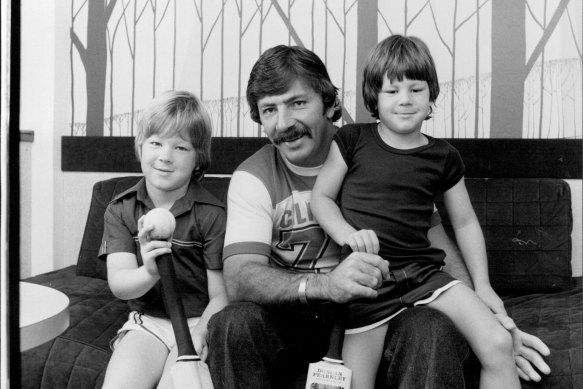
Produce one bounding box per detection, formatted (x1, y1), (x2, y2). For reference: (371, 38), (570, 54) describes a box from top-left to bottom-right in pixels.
(257, 79), (335, 167)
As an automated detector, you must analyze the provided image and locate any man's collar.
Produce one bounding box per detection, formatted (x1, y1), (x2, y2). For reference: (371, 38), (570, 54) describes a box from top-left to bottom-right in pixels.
(278, 154), (322, 177)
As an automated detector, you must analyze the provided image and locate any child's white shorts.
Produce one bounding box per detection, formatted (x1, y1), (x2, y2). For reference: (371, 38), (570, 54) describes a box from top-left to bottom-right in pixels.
(110, 311), (200, 351)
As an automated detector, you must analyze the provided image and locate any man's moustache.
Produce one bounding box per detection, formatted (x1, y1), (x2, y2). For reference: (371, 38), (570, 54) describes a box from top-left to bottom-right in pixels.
(272, 124), (311, 145)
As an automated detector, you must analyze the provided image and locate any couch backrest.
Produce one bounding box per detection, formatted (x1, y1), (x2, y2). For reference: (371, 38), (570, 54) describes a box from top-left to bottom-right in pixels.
(78, 176), (573, 296)
(436, 178), (573, 295)
(76, 175), (231, 280)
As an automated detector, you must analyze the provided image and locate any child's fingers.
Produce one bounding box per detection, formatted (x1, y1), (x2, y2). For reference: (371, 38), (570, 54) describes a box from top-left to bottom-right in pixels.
(368, 231), (380, 254)
(348, 230), (379, 254)
(138, 222), (155, 243)
(494, 313), (516, 331)
(347, 236), (364, 253)
(193, 336), (208, 361)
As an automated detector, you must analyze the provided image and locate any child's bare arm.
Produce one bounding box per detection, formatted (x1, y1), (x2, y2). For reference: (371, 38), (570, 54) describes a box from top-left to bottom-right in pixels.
(312, 142), (367, 249)
(429, 224), (473, 287)
(107, 218), (172, 300)
(106, 252), (161, 300)
(443, 177), (505, 314)
(191, 269), (228, 361)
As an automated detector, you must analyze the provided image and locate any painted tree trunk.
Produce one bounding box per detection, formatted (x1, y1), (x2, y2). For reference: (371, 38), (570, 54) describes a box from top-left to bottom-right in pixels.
(85, 0), (109, 136)
(490, 0), (525, 138)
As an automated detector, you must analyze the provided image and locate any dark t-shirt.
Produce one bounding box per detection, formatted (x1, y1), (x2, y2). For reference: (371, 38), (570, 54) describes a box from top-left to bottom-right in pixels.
(335, 123), (465, 268)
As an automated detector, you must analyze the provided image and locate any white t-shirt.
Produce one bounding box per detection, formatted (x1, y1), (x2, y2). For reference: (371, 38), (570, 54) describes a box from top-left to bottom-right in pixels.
(223, 144), (341, 272)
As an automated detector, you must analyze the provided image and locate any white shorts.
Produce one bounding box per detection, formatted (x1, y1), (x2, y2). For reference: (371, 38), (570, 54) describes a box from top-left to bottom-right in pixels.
(110, 311), (200, 351)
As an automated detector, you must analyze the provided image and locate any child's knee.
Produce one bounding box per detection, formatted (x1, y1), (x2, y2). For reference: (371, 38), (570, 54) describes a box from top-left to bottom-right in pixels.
(478, 326), (514, 368)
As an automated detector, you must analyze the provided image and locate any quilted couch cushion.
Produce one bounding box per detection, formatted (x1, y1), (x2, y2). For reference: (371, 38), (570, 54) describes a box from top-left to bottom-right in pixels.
(503, 278), (582, 389)
(21, 265), (129, 389)
(436, 178), (573, 295)
(76, 175), (230, 280)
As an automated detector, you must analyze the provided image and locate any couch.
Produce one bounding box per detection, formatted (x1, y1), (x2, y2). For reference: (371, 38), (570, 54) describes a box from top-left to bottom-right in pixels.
(21, 175), (582, 388)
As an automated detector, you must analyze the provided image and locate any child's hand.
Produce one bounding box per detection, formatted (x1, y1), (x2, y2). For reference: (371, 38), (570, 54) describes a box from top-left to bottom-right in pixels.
(345, 229), (380, 254)
(476, 284), (506, 315)
(191, 324), (209, 362)
(137, 216), (172, 277)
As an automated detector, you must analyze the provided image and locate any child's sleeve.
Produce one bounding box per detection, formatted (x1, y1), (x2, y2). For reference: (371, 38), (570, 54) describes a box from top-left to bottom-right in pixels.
(98, 203), (136, 260)
(441, 146), (466, 192)
(200, 206), (227, 270)
(333, 124), (360, 167)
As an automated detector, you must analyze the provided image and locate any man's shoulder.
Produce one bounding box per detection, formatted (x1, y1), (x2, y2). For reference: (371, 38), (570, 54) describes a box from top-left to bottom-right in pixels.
(236, 143), (278, 178)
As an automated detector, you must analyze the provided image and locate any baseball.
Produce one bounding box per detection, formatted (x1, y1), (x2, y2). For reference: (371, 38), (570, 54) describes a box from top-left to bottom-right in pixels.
(144, 208), (176, 240)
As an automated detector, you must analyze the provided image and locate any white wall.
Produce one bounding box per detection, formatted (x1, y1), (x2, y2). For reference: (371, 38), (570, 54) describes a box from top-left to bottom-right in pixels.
(19, 139), (32, 278)
(19, 1), (69, 277)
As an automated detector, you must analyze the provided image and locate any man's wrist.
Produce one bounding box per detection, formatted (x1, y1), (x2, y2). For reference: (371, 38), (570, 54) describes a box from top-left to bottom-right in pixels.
(300, 273), (331, 305)
(298, 276), (309, 305)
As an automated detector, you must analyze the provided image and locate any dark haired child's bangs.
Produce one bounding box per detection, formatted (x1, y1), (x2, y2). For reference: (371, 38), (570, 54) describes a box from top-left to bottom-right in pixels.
(384, 48), (433, 85)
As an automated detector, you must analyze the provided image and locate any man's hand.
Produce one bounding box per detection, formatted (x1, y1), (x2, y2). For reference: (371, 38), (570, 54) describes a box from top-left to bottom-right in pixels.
(323, 252), (389, 303)
(345, 229), (380, 254)
(495, 313), (551, 381)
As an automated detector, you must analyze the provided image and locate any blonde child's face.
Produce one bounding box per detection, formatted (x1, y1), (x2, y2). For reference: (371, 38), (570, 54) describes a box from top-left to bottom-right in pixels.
(377, 75), (431, 137)
(140, 131), (197, 198)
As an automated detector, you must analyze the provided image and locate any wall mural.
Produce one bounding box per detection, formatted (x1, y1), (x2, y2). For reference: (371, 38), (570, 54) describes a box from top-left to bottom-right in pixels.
(68, 0), (582, 139)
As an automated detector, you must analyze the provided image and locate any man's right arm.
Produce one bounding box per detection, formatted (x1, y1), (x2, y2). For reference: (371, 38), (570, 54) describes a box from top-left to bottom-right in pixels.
(224, 170), (388, 305)
(222, 170), (309, 304)
(224, 251), (389, 305)
(223, 254), (305, 304)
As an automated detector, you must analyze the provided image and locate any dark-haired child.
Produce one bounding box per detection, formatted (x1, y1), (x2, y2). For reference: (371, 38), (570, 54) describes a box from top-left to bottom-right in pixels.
(312, 35), (520, 389)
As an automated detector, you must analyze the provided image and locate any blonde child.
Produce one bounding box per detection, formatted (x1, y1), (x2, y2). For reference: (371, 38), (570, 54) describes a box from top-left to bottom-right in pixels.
(100, 91), (227, 388)
(311, 35), (519, 389)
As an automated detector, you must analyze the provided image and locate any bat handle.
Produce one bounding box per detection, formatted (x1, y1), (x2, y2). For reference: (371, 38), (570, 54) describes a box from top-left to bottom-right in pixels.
(325, 318), (345, 362)
(157, 253), (197, 358)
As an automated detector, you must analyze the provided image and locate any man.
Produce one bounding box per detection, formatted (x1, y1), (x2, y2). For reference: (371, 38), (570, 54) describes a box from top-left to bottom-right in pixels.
(207, 45), (550, 389)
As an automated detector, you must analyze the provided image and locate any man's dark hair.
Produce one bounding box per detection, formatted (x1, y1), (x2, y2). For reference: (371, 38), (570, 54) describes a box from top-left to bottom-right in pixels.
(246, 45), (342, 124)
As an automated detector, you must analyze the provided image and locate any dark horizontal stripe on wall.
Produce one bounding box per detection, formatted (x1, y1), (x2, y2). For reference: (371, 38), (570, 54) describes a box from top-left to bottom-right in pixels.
(61, 136), (270, 174)
(62, 136), (582, 178)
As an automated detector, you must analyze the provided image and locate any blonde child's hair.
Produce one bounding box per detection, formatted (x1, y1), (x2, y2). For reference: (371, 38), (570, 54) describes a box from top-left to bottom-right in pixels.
(135, 91), (212, 180)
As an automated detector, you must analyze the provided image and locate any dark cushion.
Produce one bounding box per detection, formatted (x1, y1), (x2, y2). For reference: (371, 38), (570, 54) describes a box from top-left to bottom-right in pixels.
(21, 265), (129, 389)
(76, 175), (231, 280)
(436, 178), (573, 295)
(503, 278), (582, 389)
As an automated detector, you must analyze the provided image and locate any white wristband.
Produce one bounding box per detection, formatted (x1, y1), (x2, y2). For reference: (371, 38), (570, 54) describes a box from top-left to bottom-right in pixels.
(298, 276), (309, 305)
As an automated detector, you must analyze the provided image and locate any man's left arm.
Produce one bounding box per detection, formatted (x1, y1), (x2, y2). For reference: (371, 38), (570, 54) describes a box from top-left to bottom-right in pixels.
(428, 223), (551, 382)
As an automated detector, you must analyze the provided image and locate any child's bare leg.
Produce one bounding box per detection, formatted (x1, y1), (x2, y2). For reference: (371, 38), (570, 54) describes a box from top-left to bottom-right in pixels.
(427, 283), (519, 389)
(343, 323), (388, 389)
(102, 331), (169, 389)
